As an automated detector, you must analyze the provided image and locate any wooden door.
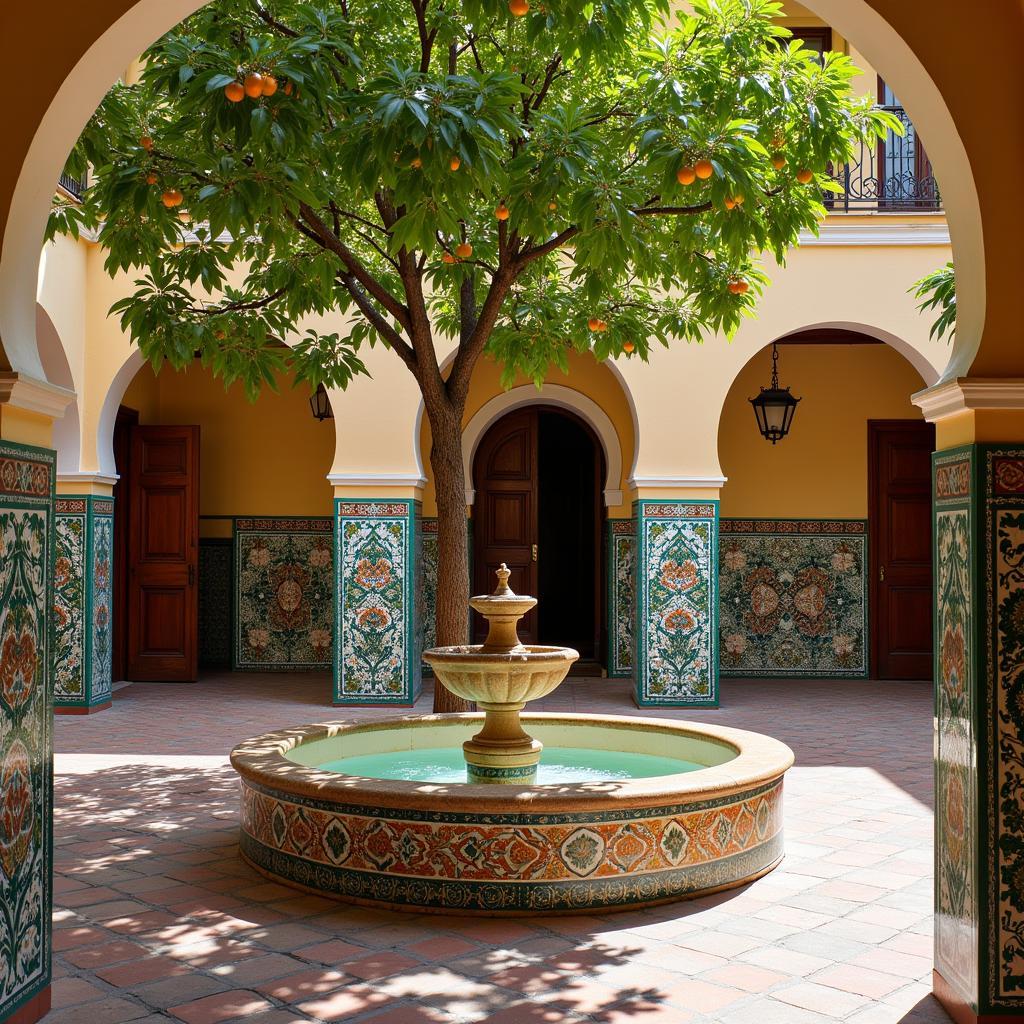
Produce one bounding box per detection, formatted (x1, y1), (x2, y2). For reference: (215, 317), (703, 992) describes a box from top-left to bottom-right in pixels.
(111, 405), (139, 683)
(126, 426), (200, 681)
(869, 419), (935, 679)
(473, 410), (538, 643)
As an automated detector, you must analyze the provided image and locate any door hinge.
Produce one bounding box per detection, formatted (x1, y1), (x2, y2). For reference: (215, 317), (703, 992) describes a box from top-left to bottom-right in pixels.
(879, 565), (885, 582)
(532, 544), (538, 562)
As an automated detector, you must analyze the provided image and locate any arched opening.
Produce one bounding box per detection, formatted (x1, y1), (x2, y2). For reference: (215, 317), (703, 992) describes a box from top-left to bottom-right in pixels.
(472, 406), (605, 664)
(35, 303), (80, 474)
(717, 329), (932, 680)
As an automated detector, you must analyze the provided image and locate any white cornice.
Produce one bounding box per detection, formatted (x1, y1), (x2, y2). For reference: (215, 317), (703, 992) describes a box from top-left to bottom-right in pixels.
(327, 472), (427, 490)
(57, 472), (120, 487)
(0, 373), (75, 419)
(912, 378), (1024, 421)
(629, 475), (728, 490)
(799, 220), (950, 247)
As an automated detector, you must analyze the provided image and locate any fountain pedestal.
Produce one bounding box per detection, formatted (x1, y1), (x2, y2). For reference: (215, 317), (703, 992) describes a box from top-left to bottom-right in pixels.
(423, 565), (579, 783)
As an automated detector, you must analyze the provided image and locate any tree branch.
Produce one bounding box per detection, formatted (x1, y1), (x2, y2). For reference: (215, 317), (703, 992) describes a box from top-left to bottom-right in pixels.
(412, 0), (438, 74)
(447, 268), (514, 405)
(336, 273), (418, 373)
(190, 287), (287, 315)
(251, 2), (300, 38)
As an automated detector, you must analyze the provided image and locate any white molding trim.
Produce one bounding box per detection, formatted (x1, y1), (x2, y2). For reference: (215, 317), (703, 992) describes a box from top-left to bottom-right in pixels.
(629, 475), (728, 490)
(56, 472), (120, 487)
(0, 372), (75, 419)
(798, 220), (950, 247)
(461, 384), (625, 508)
(912, 378), (1024, 421)
(326, 472), (427, 490)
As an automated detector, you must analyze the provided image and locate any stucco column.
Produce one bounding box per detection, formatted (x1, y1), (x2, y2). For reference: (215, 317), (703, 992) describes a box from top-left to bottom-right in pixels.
(630, 483), (722, 708)
(0, 372), (72, 1024)
(916, 380), (1024, 1024)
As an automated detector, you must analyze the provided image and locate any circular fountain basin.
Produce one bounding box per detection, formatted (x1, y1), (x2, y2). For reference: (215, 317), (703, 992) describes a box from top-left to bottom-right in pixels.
(230, 713), (794, 916)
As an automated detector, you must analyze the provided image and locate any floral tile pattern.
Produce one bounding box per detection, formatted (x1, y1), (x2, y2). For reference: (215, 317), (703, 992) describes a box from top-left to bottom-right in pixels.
(335, 501), (420, 704)
(933, 449), (976, 1007)
(53, 497), (112, 709)
(635, 502), (717, 707)
(0, 442), (53, 1019)
(234, 518), (333, 671)
(420, 518), (437, 656)
(607, 520), (636, 677)
(718, 520), (868, 678)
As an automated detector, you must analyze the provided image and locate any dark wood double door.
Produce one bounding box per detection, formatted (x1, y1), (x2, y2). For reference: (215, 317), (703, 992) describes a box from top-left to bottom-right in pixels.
(473, 408), (604, 663)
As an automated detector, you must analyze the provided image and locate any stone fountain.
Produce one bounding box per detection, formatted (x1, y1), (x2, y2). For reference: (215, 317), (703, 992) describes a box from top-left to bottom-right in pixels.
(422, 564), (579, 783)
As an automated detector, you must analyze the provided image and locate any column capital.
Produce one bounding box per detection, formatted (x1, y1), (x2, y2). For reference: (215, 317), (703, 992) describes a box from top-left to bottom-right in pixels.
(627, 475), (726, 503)
(913, 378), (1024, 449)
(0, 371), (75, 446)
(327, 472), (425, 502)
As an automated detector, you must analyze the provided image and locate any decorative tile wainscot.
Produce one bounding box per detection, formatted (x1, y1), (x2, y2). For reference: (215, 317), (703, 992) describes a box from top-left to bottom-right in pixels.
(634, 501), (718, 707)
(607, 519), (636, 678)
(54, 497), (113, 712)
(718, 519), (868, 678)
(0, 442), (54, 1020)
(234, 518), (333, 671)
(335, 501), (421, 705)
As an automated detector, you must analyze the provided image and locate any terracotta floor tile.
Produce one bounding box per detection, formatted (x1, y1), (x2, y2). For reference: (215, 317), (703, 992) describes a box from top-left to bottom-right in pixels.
(96, 954), (191, 987)
(168, 989), (273, 1023)
(295, 983), (394, 1020)
(253, 967), (348, 1000)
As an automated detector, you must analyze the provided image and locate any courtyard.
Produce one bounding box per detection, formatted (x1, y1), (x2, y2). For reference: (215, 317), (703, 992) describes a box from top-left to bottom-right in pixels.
(51, 677), (946, 1024)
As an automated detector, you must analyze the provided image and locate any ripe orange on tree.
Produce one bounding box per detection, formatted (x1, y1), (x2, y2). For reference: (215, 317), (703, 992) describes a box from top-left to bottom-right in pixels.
(454, 242), (473, 259)
(410, 157), (422, 169)
(724, 196), (736, 210)
(161, 189), (183, 208)
(261, 75), (278, 97)
(449, 156), (461, 171)
(796, 168), (814, 184)
(548, 201), (557, 211)
(244, 73), (264, 98)
(495, 203), (510, 221)
(771, 153), (786, 170)
(139, 135), (154, 151)
(283, 81), (293, 96)
(694, 159), (714, 180)
(509, 0), (530, 15)
(676, 165), (696, 186)
(441, 252), (456, 265)
(623, 341), (635, 353)
(224, 81), (245, 102)
(146, 172), (159, 185)
(588, 316), (602, 332)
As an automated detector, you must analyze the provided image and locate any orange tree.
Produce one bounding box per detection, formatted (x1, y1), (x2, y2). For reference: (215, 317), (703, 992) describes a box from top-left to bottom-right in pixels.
(52, 0), (896, 711)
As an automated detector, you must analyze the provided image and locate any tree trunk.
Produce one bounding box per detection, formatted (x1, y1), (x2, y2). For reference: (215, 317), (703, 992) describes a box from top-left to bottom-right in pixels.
(427, 400), (474, 714)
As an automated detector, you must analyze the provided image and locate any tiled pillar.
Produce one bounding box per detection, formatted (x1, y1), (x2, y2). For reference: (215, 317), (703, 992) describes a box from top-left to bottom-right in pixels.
(607, 519), (636, 678)
(53, 496), (113, 713)
(334, 499), (422, 705)
(634, 500), (719, 707)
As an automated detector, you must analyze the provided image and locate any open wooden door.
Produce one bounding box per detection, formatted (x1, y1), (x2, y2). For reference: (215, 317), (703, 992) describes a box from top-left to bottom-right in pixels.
(126, 426), (200, 681)
(869, 419), (935, 679)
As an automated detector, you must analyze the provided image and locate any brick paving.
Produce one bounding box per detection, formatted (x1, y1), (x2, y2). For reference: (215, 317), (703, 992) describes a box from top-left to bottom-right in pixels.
(50, 675), (950, 1023)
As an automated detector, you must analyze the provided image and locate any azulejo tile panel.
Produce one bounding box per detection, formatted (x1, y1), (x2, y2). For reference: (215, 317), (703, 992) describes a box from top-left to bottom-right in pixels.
(335, 501), (421, 704)
(420, 518), (437, 656)
(635, 502), (718, 707)
(932, 449), (976, 1005)
(234, 518), (333, 671)
(718, 520), (868, 678)
(0, 442), (53, 1018)
(238, 776), (783, 913)
(53, 496), (112, 709)
(607, 520), (636, 678)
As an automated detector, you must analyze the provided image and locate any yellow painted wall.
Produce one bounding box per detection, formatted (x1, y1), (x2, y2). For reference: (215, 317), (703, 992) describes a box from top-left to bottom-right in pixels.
(121, 360), (334, 530)
(418, 350), (636, 518)
(718, 342), (925, 517)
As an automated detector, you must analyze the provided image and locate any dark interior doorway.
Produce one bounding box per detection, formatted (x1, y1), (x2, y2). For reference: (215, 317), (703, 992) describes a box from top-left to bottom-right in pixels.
(472, 407), (605, 666)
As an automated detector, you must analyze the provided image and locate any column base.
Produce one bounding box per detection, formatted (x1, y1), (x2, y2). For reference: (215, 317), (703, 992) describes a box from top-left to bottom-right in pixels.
(54, 702), (112, 716)
(934, 970), (1024, 1024)
(4, 986), (51, 1024)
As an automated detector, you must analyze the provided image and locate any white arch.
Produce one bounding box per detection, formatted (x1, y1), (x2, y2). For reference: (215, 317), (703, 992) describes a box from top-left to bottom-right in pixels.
(462, 384), (624, 507)
(96, 348), (146, 477)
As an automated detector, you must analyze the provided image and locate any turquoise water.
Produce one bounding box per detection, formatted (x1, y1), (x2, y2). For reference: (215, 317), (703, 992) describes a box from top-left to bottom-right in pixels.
(317, 746), (704, 784)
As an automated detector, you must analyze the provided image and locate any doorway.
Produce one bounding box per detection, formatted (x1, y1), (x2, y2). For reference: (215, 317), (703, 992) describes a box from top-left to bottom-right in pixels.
(868, 419), (935, 679)
(472, 407), (605, 665)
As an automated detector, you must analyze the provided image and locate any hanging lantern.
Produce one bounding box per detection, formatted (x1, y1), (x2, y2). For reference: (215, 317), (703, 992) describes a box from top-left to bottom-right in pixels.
(309, 383), (333, 421)
(749, 343), (800, 444)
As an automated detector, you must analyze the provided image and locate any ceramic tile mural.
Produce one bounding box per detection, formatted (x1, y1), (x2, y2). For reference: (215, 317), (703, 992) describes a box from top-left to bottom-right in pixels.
(635, 502), (718, 707)
(0, 442), (53, 1019)
(335, 501), (420, 704)
(234, 518), (333, 670)
(607, 520), (636, 677)
(53, 497), (112, 710)
(933, 449), (976, 1005)
(420, 518), (437, 656)
(718, 520), (868, 678)
(199, 540), (233, 669)
(239, 774), (783, 912)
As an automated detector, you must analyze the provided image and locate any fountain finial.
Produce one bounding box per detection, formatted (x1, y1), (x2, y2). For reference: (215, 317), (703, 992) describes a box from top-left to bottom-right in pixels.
(493, 563), (513, 596)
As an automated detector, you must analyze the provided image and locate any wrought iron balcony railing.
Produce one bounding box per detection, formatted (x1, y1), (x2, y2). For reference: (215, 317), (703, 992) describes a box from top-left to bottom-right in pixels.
(57, 172), (86, 201)
(826, 105), (941, 212)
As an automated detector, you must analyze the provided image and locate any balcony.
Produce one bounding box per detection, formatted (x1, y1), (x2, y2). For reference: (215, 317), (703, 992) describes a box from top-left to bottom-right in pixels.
(826, 105), (941, 212)
(57, 172), (86, 201)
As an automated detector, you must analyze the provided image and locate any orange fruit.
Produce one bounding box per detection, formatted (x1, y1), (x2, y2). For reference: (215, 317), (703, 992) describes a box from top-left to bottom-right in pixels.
(146, 172), (158, 185)
(283, 81), (293, 96)
(244, 73), (264, 98)
(736, 280), (749, 294)
(588, 317), (602, 332)
(410, 157), (422, 169)
(449, 156), (461, 171)
(724, 197), (736, 210)
(728, 280), (740, 294)
(771, 153), (786, 170)
(224, 81), (245, 103)
(796, 168), (814, 184)
(548, 201), (557, 211)
(140, 135), (154, 151)
(214, 329), (226, 340)
(161, 189), (183, 208)
(623, 341), (635, 353)
(694, 159), (714, 180)
(509, 0), (530, 14)
(455, 242), (473, 259)
(261, 75), (278, 96)
(495, 203), (510, 221)
(676, 165), (696, 186)
(441, 252), (456, 265)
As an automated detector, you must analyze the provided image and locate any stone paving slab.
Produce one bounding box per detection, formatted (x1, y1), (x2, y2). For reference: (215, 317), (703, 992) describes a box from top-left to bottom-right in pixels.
(48, 674), (950, 1023)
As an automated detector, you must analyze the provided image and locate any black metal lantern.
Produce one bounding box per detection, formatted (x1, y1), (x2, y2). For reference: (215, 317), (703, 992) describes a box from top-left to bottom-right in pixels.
(749, 343), (800, 444)
(309, 383), (334, 421)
